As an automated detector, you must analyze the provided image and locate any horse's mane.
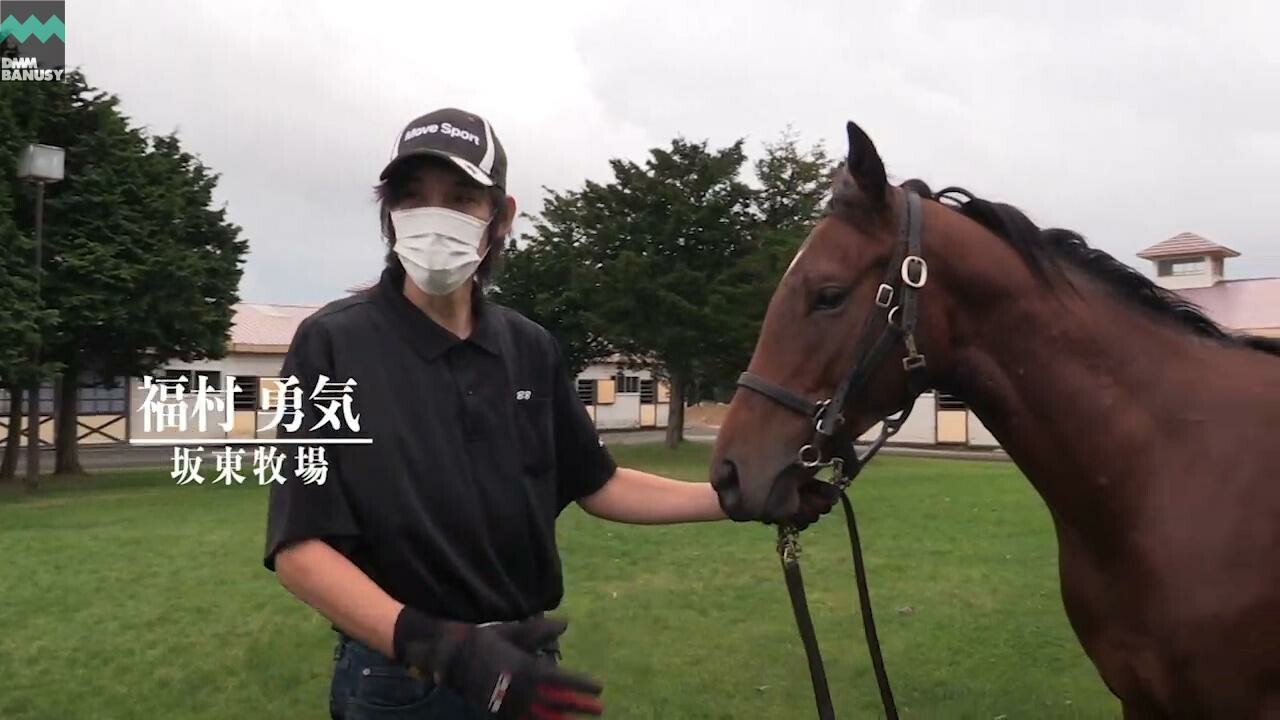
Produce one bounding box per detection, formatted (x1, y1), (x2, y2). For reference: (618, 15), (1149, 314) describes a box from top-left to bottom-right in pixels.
(876, 178), (1280, 358)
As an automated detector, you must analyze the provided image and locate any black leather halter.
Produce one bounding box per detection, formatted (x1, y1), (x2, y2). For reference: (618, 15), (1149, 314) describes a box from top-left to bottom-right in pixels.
(734, 188), (932, 720)
(737, 188), (930, 479)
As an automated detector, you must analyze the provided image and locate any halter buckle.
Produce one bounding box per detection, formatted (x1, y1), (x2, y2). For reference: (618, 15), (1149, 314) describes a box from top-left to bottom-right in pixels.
(902, 256), (928, 288)
(887, 305), (901, 327)
(875, 283), (894, 308)
(902, 353), (927, 372)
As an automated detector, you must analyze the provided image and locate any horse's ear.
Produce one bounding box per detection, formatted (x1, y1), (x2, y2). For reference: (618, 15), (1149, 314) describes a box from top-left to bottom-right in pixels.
(845, 121), (888, 207)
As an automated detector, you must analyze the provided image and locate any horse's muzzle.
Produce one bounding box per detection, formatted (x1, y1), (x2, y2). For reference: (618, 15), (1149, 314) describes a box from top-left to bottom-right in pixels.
(713, 459), (814, 524)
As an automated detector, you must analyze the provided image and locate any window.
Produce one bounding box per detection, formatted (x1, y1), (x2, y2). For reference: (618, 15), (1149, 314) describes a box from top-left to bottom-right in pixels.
(1170, 259), (1206, 276)
(233, 376), (259, 410)
(194, 370), (222, 389)
(937, 393), (966, 411)
(639, 379), (656, 403)
(576, 379), (596, 405)
(1157, 258), (1206, 277)
(617, 375), (640, 394)
(157, 369), (226, 392)
(158, 368), (192, 388)
(78, 379), (127, 414)
(11, 384), (55, 414)
(150, 369), (256, 414)
(0, 388), (7, 415)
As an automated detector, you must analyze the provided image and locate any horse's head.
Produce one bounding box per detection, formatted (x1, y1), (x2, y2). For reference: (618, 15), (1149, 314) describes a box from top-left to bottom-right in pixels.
(711, 121), (947, 524)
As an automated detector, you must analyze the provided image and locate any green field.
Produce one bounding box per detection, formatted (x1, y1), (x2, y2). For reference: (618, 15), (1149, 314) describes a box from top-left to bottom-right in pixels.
(0, 444), (1117, 719)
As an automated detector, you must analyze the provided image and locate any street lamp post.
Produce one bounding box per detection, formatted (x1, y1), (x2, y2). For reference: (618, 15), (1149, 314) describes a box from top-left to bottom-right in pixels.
(17, 143), (65, 490)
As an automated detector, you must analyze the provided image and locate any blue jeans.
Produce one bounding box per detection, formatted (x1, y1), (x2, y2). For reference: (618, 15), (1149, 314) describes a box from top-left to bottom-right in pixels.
(328, 634), (559, 720)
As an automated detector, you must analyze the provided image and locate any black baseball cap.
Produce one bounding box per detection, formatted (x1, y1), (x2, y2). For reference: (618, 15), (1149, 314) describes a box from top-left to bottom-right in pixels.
(380, 108), (507, 190)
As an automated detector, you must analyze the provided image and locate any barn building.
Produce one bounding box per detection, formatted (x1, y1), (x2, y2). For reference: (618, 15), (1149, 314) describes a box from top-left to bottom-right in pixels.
(1, 235), (1272, 450)
(0, 290), (670, 450)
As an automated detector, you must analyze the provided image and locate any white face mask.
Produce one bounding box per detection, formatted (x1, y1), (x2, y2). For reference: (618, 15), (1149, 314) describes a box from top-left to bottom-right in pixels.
(390, 207), (491, 296)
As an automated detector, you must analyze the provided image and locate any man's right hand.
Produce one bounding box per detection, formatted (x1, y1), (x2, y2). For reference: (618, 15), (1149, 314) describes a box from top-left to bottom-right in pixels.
(394, 607), (604, 719)
(490, 615), (570, 656)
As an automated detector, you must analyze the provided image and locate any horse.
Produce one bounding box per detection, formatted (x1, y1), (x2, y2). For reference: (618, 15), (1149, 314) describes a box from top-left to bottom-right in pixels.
(709, 120), (1280, 718)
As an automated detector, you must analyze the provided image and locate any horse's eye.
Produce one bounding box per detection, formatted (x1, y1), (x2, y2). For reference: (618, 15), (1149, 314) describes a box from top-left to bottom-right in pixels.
(813, 286), (851, 311)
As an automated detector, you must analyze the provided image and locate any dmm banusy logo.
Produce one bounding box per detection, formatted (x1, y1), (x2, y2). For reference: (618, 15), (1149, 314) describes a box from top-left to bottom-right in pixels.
(0, 0), (64, 82)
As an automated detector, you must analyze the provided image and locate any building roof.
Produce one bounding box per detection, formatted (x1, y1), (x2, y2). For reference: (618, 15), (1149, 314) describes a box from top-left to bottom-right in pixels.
(231, 271), (380, 349)
(1177, 278), (1280, 331)
(223, 269), (1280, 356)
(229, 302), (319, 350)
(1137, 232), (1240, 260)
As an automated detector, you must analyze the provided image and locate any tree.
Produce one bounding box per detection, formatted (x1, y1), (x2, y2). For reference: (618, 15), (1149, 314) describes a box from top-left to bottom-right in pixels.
(537, 138), (758, 447)
(502, 129), (837, 449)
(492, 207), (611, 376)
(4, 71), (247, 479)
(753, 126), (836, 235)
(0, 78), (58, 482)
(702, 129), (836, 399)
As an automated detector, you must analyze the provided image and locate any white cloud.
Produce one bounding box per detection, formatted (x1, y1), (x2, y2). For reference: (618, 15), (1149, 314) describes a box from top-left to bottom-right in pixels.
(61, 0), (1280, 304)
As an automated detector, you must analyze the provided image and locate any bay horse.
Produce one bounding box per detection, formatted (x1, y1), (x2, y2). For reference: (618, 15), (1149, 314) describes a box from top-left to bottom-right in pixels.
(710, 120), (1280, 718)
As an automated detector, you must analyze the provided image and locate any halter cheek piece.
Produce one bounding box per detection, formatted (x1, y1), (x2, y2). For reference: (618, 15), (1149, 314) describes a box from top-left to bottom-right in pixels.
(733, 188), (931, 720)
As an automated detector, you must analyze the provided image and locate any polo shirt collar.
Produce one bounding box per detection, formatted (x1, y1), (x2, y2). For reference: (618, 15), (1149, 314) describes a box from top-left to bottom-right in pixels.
(375, 267), (501, 360)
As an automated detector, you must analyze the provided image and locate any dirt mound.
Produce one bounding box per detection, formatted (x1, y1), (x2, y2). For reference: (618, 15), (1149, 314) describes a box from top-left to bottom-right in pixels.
(684, 403), (729, 428)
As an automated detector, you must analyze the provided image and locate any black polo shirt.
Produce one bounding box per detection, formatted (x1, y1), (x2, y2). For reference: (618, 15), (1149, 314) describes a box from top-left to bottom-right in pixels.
(263, 267), (617, 623)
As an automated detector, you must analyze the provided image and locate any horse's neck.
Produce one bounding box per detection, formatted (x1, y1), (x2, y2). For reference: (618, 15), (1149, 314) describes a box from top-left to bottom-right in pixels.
(940, 267), (1214, 535)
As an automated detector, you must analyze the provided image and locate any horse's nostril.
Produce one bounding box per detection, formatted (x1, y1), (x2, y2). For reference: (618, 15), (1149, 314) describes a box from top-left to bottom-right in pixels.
(712, 460), (740, 493)
(712, 460), (745, 518)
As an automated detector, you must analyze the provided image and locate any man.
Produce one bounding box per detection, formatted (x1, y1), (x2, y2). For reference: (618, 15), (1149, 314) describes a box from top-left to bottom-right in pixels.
(264, 107), (832, 720)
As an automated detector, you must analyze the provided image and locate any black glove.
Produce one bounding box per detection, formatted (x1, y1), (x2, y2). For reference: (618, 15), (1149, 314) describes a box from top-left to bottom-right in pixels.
(489, 616), (567, 657)
(393, 606), (603, 719)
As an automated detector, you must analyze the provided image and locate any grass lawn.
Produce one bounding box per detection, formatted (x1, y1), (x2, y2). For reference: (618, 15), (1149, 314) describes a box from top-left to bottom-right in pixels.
(0, 444), (1118, 719)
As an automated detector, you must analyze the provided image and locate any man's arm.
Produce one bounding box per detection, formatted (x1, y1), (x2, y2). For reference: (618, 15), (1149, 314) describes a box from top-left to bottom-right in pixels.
(274, 539), (403, 657)
(265, 319), (392, 647)
(577, 467), (726, 524)
(543, 338), (724, 524)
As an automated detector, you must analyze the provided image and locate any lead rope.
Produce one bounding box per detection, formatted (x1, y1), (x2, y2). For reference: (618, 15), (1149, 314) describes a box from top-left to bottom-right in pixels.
(778, 492), (899, 720)
(841, 491), (898, 719)
(779, 527), (836, 720)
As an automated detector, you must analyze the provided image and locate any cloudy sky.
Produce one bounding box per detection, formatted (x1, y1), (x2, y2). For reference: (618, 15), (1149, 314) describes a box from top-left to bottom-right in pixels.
(68, 0), (1279, 305)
